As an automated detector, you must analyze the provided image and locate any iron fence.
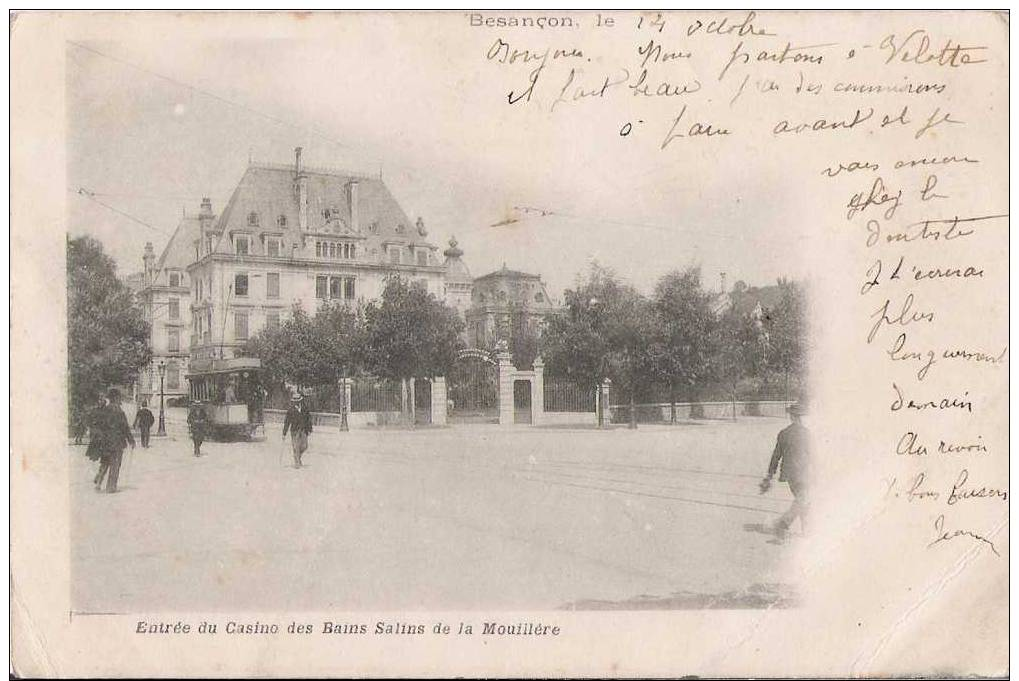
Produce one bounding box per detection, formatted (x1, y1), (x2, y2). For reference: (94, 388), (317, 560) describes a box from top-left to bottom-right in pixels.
(543, 380), (595, 412)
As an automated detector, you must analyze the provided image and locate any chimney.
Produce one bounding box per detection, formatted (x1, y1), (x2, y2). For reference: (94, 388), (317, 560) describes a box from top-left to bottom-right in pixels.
(295, 147), (308, 231)
(198, 197), (214, 230)
(143, 242), (155, 282)
(348, 180), (359, 234)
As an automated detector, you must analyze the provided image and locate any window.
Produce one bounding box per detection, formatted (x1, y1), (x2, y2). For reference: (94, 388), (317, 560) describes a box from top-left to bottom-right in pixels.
(344, 278), (355, 300)
(168, 272), (181, 287)
(416, 249), (428, 266)
(316, 275), (328, 299)
(266, 238), (281, 257)
(316, 242), (323, 258)
(396, 223), (405, 234)
(389, 247), (400, 264)
(534, 292), (544, 303)
(266, 311), (280, 331)
(369, 222), (378, 234)
(168, 297), (180, 320)
(234, 274), (248, 297)
(329, 276), (343, 299)
(276, 215), (287, 228)
(167, 362), (180, 390)
(196, 278), (203, 300)
(234, 311), (249, 340)
(247, 211), (259, 227)
(235, 236), (250, 255)
(168, 328), (180, 353)
(349, 244), (356, 259)
(266, 272), (280, 298)
(206, 237), (214, 254)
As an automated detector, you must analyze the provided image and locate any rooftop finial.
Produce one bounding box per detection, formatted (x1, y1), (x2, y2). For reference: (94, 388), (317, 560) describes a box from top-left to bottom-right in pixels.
(443, 236), (463, 259)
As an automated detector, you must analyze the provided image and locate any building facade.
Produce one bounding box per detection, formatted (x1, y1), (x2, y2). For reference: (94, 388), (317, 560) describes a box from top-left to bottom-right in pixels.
(466, 265), (558, 349)
(135, 216), (200, 404)
(186, 148), (449, 361)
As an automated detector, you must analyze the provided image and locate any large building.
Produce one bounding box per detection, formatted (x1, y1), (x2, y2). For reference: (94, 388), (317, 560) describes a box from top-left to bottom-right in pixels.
(135, 214), (202, 404)
(466, 265), (558, 348)
(183, 148), (452, 361)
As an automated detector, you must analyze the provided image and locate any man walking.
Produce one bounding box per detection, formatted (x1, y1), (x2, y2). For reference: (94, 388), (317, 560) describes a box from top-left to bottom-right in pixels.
(133, 399), (155, 448)
(760, 401), (811, 540)
(94, 388), (135, 493)
(187, 400), (209, 457)
(282, 393), (313, 469)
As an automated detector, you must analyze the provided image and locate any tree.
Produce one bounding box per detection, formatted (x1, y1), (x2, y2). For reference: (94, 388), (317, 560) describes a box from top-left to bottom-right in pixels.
(67, 236), (151, 430)
(713, 303), (769, 419)
(541, 264), (657, 428)
(245, 301), (363, 403)
(765, 279), (808, 398)
(359, 276), (465, 422)
(651, 267), (721, 423)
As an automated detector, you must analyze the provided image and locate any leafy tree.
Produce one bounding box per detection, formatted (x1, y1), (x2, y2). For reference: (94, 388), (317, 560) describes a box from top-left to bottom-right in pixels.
(359, 276), (465, 422)
(713, 302), (769, 418)
(765, 279), (808, 397)
(541, 264), (657, 428)
(651, 266), (721, 422)
(67, 236), (151, 431)
(245, 301), (362, 403)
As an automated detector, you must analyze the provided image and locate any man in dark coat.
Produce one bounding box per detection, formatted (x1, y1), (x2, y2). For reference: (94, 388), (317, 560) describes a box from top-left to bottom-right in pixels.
(94, 388), (135, 493)
(282, 394), (313, 469)
(133, 399), (155, 448)
(187, 401), (209, 457)
(760, 401), (811, 539)
(84, 395), (107, 462)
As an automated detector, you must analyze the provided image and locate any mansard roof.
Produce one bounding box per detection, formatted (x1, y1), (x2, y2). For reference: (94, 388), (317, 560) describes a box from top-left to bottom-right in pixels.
(209, 163), (434, 258)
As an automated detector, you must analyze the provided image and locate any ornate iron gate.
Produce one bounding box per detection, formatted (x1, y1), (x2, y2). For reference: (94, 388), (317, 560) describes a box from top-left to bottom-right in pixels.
(447, 349), (498, 423)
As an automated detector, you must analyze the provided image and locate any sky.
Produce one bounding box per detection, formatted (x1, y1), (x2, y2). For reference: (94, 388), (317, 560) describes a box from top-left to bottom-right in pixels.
(66, 20), (809, 300)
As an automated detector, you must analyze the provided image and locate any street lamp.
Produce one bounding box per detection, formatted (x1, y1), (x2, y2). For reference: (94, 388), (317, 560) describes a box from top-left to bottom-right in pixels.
(589, 296), (606, 429)
(157, 360), (167, 436)
(339, 367), (349, 432)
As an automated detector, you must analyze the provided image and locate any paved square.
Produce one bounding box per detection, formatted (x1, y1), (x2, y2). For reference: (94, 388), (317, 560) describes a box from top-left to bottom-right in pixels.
(71, 412), (797, 612)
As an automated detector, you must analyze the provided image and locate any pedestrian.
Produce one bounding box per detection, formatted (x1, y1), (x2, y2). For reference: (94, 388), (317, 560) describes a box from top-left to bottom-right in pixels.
(93, 388), (135, 493)
(133, 399), (155, 448)
(187, 400), (209, 457)
(759, 401), (811, 540)
(282, 393), (313, 469)
(84, 395), (107, 464)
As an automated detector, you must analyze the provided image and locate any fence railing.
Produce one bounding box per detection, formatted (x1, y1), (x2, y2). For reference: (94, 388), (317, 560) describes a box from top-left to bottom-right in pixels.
(544, 380), (595, 412)
(351, 378), (402, 413)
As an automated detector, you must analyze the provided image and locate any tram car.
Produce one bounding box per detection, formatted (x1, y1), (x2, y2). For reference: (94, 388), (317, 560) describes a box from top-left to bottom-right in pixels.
(186, 357), (265, 441)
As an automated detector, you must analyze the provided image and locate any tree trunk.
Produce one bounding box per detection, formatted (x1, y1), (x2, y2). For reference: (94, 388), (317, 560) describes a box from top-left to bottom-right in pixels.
(596, 383), (604, 428)
(409, 377), (417, 427)
(400, 378), (409, 425)
(669, 384), (677, 425)
(629, 391), (637, 430)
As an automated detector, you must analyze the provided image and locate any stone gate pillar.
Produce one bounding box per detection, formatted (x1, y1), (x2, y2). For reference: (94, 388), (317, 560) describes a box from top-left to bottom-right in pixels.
(431, 377), (447, 426)
(531, 357), (545, 426)
(497, 350), (514, 426)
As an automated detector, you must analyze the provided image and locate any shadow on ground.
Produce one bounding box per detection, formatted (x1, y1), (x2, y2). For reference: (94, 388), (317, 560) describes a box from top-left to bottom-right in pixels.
(559, 582), (799, 610)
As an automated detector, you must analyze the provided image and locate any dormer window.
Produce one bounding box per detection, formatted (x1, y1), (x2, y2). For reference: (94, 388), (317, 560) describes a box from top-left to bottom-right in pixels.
(168, 272), (181, 288)
(395, 223), (406, 234)
(416, 249), (428, 266)
(276, 215), (287, 228)
(369, 222), (379, 234)
(247, 212), (260, 227)
(234, 235), (251, 256)
(266, 237), (282, 258)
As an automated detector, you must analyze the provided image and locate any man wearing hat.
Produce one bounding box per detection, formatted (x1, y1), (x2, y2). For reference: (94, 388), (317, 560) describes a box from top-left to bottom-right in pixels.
(187, 400), (209, 457)
(282, 393), (313, 469)
(94, 388), (135, 493)
(760, 401), (811, 540)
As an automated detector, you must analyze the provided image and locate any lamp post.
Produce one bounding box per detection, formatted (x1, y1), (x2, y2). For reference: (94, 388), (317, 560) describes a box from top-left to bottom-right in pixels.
(157, 360), (167, 436)
(339, 367), (349, 432)
(589, 296), (606, 429)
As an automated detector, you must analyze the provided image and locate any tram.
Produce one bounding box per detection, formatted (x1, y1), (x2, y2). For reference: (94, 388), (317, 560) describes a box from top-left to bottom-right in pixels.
(186, 357), (265, 441)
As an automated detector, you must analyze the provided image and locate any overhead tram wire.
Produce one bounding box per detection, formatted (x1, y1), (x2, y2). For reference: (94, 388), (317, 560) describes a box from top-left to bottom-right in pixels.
(67, 40), (353, 155)
(74, 187), (176, 238)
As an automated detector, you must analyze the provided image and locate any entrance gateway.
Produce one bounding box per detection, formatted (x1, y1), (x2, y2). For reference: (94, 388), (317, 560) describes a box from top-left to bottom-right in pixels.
(446, 348), (499, 424)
